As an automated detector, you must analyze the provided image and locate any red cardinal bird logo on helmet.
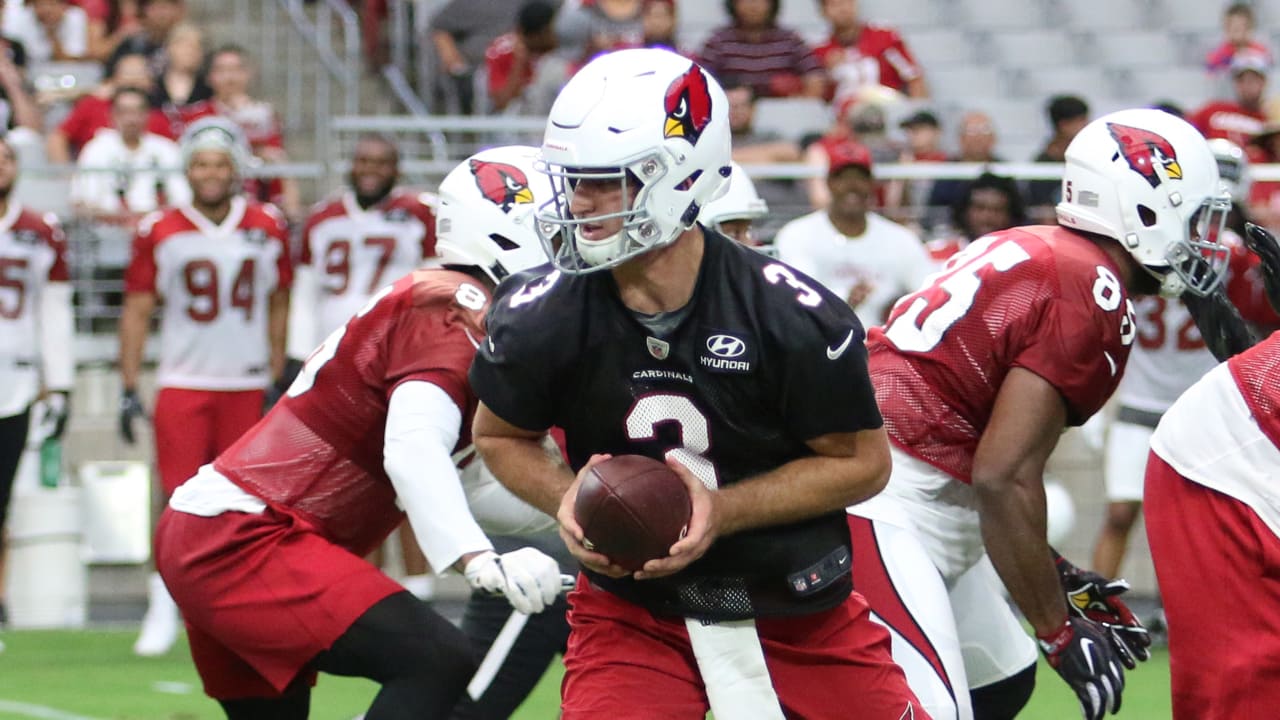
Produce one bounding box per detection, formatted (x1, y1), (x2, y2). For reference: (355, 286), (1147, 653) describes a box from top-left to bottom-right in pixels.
(470, 159), (534, 213)
(1107, 122), (1183, 188)
(664, 64), (713, 145)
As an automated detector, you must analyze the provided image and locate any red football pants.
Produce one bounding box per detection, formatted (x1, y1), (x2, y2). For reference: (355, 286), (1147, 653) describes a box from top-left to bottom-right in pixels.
(153, 387), (263, 496)
(1145, 451), (1280, 720)
(560, 577), (926, 719)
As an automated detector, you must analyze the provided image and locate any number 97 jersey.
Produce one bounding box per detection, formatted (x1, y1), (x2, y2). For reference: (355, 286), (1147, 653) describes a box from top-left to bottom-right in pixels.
(867, 225), (1138, 484)
(125, 199), (292, 390)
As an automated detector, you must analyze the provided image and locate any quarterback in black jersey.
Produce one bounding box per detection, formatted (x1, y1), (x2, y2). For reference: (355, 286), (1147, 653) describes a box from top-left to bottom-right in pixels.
(470, 48), (923, 719)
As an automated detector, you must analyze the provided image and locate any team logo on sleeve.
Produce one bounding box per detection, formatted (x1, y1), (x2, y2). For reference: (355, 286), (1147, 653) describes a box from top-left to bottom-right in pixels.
(663, 64), (713, 145)
(469, 159), (534, 213)
(1107, 122), (1183, 188)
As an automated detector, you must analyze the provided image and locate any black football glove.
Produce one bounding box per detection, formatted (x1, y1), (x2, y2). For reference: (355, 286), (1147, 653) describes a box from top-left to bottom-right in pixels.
(119, 389), (147, 445)
(1245, 222), (1280, 316)
(1053, 550), (1151, 669)
(1038, 616), (1126, 720)
(1182, 285), (1257, 362)
(35, 391), (70, 441)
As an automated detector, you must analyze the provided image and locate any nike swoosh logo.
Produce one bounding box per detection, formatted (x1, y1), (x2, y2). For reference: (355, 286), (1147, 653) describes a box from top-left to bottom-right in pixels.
(1104, 351), (1116, 377)
(1080, 637), (1097, 674)
(827, 330), (855, 360)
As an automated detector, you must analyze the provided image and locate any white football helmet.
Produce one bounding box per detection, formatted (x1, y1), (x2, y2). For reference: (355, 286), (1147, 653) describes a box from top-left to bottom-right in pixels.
(180, 117), (253, 176)
(1057, 108), (1231, 297)
(436, 145), (553, 284)
(1207, 137), (1251, 204)
(536, 48), (732, 273)
(700, 161), (768, 234)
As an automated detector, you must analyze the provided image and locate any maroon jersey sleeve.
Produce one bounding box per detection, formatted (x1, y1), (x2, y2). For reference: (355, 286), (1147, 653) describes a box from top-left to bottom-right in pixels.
(1011, 258), (1133, 424)
(35, 213), (70, 282)
(382, 274), (489, 413)
(408, 191), (439, 259)
(123, 213), (162, 293)
(264, 204), (293, 290)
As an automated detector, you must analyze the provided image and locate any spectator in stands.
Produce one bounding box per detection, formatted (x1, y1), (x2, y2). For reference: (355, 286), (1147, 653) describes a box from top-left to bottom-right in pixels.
(698, 0), (824, 99)
(108, 0), (182, 78)
(84, 0), (140, 62)
(925, 109), (1000, 232)
(0, 37), (41, 133)
(556, 0), (643, 63)
(882, 108), (946, 222)
(726, 82), (802, 164)
(1206, 2), (1272, 77)
(47, 51), (175, 163)
(1026, 94), (1090, 221)
(70, 86), (188, 217)
(1191, 49), (1269, 149)
(429, 0), (513, 115)
(640, 0), (677, 51)
(813, 0), (925, 105)
(483, 1), (566, 115)
(150, 23), (208, 114)
(4, 0), (89, 62)
(804, 87), (905, 209)
(775, 140), (931, 328)
(1248, 121), (1280, 230)
(181, 44), (301, 220)
(925, 171), (1026, 265)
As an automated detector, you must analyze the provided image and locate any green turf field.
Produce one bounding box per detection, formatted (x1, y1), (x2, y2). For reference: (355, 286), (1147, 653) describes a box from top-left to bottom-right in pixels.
(0, 629), (1171, 719)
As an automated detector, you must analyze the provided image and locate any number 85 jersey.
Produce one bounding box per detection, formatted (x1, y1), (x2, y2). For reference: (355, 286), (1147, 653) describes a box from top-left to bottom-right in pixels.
(124, 198), (292, 390)
(867, 225), (1137, 484)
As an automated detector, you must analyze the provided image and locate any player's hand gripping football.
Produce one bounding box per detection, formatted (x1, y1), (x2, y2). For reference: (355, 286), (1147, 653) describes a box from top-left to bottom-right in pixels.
(464, 547), (563, 614)
(634, 455), (718, 581)
(1038, 615), (1126, 720)
(557, 453), (634, 579)
(1053, 550), (1151, 669)
(118, 389), (147, 445)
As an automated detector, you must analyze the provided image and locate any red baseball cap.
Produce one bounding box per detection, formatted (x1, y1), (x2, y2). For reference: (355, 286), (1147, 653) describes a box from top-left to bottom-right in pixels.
(827, 140), (873, 176)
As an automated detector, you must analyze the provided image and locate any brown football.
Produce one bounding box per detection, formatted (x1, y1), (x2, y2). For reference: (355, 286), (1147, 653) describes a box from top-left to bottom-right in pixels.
(573, 454), (692, 572)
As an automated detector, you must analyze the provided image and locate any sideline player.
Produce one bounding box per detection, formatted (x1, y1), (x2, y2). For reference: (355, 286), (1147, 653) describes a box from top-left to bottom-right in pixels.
(845, 108), (1225, 720)
(288, 133), (440, 600)
(471, 48), (924, 719)
(699, 161), (770, 250)
(154, 146), (565, 719)
(0, 137), (74, 648)
(119, 118), (292, 657)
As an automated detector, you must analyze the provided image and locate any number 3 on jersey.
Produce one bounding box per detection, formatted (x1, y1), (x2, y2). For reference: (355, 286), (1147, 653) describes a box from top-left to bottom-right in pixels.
(885, 237), (1032, 351)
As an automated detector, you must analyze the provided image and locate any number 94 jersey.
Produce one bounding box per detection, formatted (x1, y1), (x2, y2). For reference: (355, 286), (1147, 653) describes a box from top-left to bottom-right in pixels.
(867, 225), (1137, 484)
(125, 198), (292, 390)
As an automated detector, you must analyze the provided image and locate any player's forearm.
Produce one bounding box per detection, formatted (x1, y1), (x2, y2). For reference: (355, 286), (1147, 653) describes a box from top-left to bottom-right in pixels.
(474, 434), (573, 518)
(39, 283), (75, 391)
(268, 290), (289, 380)
(118, 292), (153, 390)
(974, 473), (1068, 636)
(715, 427), (890, 536)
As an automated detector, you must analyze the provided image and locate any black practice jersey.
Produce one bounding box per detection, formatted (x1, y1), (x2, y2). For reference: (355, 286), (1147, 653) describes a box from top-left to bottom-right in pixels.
(470, 229), (882, 620)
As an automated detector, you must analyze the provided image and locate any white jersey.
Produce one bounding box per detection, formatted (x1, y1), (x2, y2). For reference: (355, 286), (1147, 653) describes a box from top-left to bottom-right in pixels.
(1115, 295), (1218, 414)
(0, 203), (73, 416)
(289, 190), (438, 355)
(774, 210), (932, 329)
(71, 130), (191, 214)
(124, 197), (292, 390)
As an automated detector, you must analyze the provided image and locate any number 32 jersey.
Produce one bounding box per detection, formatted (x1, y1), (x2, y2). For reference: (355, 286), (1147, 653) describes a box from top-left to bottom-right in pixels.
(867, 225), (1137, 484)
(471, 231), (882, 620)
(124, 198), (292, 390)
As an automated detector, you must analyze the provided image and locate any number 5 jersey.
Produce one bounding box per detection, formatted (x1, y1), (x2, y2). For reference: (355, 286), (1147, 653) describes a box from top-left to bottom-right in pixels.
(124, 197), (292, 390)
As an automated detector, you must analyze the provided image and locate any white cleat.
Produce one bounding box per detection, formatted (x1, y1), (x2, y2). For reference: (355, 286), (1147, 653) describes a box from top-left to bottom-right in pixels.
(134, 573), (180, 657)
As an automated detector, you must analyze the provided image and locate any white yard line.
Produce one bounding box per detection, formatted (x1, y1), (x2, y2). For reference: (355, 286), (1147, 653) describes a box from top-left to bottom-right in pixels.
(0, 700), (106, 720)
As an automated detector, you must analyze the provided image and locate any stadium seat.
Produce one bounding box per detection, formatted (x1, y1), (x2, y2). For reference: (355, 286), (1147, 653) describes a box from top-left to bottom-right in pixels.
(959, 0), (1051, 30)
(1124, 67), (1218, 108)
(978, 99), (1051, 145)
(903, 29), (978, 68)
(929, 66), (1009, 104)
(751, 97), (834, 142)
(1157, 0), (1232, 32)
(859, 0), (953, 30)
(1018, 66), (1119, 100)
(1094, 30), (1186, 68)
(991, 30), (1085, 68)
(1059, 0), (1153, 29)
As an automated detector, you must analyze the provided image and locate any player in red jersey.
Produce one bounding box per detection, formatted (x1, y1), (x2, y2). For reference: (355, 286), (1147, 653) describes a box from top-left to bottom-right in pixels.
(846, 108), (1232, 720)
(120, 117), (292, 657)
(153, 146), (563, 719)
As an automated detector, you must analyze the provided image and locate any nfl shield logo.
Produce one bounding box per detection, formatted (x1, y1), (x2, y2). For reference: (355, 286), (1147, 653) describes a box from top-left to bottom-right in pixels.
(646, 337), (670, 360)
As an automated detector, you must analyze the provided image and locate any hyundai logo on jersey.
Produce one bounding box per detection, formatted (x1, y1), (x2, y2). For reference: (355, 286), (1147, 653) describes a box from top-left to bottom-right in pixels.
(700, 331), (753, 373)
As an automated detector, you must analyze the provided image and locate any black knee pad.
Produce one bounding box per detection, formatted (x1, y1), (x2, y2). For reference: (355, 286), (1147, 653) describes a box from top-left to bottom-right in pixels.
(217, 679), (310, 720)
(319, 591), (477, 685)
(970, 663), (1036, 720)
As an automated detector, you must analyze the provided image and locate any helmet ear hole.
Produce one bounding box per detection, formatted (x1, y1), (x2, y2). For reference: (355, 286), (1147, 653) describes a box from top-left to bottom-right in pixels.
(1137, 205), (1158, 227)
(489, 233), (521, 251)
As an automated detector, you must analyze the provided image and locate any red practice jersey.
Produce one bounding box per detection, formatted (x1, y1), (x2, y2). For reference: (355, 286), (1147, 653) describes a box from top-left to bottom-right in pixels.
(814, 24), (921, 100)
(867, 226), (1137, 483)
(213, 269), (490, 556)
(1229, 332), (1280, 452)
